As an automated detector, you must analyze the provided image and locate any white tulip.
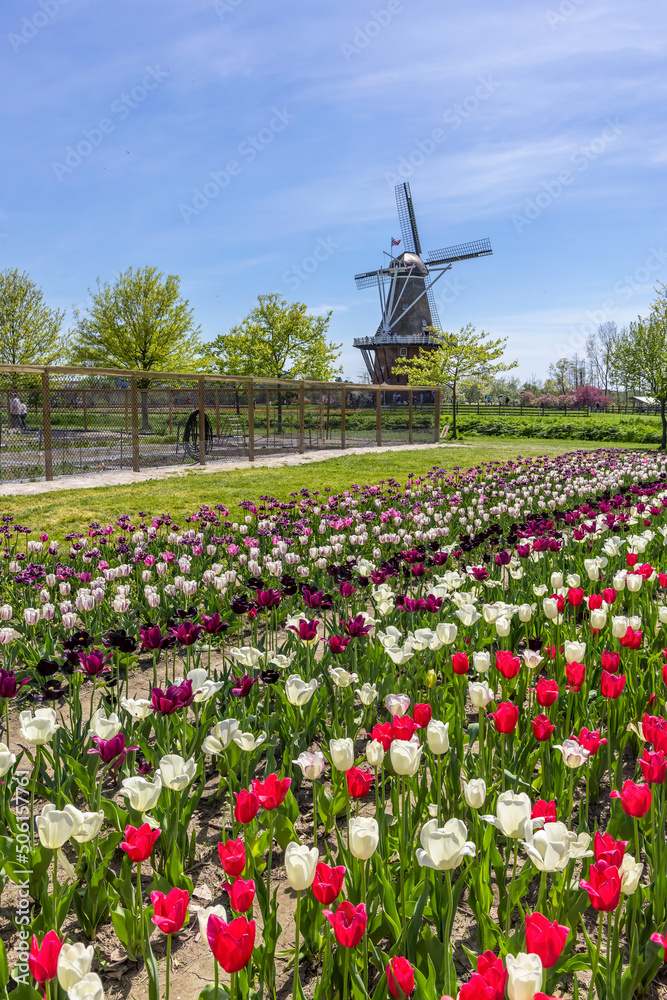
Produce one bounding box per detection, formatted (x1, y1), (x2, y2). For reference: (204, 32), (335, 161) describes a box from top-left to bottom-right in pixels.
(285, 674), (318, 706)
(468, 680), (494, 708)
(196, 904), (228, 939)
(284, 841), (319, 891)
(355, 683), (378, 706)
(564, 640), (586, 664)
(506, 953), (542, 1000)
(64, 805), (104, 843)
(521, 821), (574, 872)
(88, 709), (121, 741)
(386, 645), (414, 665)
(293, 751), (325, 780)
(366, 740), (385, 767)
(120, 697), (153, 720)
(156, 754), (197, 791)
(426, 720), (450, 755)
(0, 742), (16, 776)
(390, 738), (422, 776)
(416, 818), (475, 870)
(36, 805), (74, 849)
(463, 778), (486, 809)
(120, 774), (162, 812)
(329, 738), (354, 771)
(385, 693), (410, 717)
(18, 707), (59, 745)
(57, 944), (94, 990)
(329, 667), (358, 688)
(620, 853), (643, 894)
(435, 622), (458, 645)
(481, 790), (542, 840)
(67, 972), (105, 1000)
(553, 739), (590, 769)
(348, 817), (379, 859)
(472, 650), (491, 673)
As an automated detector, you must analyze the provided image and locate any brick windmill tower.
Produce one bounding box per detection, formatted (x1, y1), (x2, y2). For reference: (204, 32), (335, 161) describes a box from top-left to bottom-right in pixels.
(354, 182), (493, 384)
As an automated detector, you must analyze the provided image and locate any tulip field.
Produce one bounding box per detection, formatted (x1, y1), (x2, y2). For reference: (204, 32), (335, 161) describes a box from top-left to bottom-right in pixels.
(3, 446), (667, 1000)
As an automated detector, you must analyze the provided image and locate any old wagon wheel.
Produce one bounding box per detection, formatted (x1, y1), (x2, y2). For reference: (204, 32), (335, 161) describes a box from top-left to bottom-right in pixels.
(183, 410), (213, 460)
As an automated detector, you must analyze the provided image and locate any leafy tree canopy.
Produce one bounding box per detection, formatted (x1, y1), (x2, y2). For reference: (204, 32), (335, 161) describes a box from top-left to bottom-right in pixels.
(0, 268), (64, 367)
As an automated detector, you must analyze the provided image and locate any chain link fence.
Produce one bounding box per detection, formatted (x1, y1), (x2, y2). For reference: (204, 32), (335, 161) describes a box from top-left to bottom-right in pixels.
(0, 367), (442, 483)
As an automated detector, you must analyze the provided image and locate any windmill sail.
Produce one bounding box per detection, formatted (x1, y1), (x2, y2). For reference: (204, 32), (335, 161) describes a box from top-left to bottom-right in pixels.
(395, 182), (422, 255)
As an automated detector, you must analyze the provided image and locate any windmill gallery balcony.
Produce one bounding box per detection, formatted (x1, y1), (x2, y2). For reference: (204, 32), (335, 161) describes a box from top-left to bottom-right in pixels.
(353, 333), (442, 347)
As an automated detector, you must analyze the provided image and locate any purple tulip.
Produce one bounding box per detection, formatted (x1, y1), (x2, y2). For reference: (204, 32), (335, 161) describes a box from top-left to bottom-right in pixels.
(150, 679), (194, 715)
(78, 649), (112, 676)
(140, 626), (176, 651)
(302, 588), (333, 610)
(287, 619), (319, 642)
(200, 614), (229, 635)
(231, 674), (258, 698)
(88, 734), (138, 767)
(340, 615), (373, 638)
(169, 622), (203, 646)
(255, 589), (281, 609)
(0, 669), (28, 698)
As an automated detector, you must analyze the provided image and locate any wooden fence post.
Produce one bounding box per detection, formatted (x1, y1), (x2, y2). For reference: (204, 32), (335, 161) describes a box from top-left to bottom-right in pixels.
(265, 386), (270, 443)
(340, 387), (346, 449)
(376, 387), (382, 446)
(130, 377), (140, 472)
(298, 383), (305, 454)
(248, 381), (255, 462)
(215, 389), (220, 437)
(82, 389), (88, 432)
(42, 370), (53, 481)
(168, 390), (173, 434)
(125, 390), (129, 432)
(408, 388), (413, 444)
(198, 379), (206, 466)
(434, 387), (441, 442)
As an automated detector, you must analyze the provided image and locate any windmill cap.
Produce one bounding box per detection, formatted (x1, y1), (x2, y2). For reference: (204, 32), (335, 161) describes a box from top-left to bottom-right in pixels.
(392, 251), (428, 276)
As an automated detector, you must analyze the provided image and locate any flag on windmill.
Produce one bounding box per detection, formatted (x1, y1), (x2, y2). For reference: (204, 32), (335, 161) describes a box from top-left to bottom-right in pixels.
(391, 237), (401, 247)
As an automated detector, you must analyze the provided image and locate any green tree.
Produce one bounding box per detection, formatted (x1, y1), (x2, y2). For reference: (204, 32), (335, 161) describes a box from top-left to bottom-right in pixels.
(209, 294), (342, 430)
(614, 304), (667, 448)
(68, 266), (204, 429)
(0, 269), (64, 372)
(391, 324), (518, 438)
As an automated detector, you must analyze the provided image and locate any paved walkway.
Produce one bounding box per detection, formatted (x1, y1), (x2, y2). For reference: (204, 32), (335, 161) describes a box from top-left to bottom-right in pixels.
(0, 441), (468, 497)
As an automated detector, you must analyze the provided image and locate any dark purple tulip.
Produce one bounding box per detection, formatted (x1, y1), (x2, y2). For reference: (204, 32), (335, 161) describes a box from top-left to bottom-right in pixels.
(259, 669), (280, 685)
(302, 588), (333, 610)
(151, 679), (194, 715)
(35, 658), (62, 678)
(169, 622), (203, 646)
(88, 734), (138, 767)
(33, 679), (68, 701)
(0, 669), (29, 698)
(174, 606), (198, 620)
(200, 614), (228, 635)
(78, 649), (112, 676)
(230, 595), (255, 615)
(287, 619), (319, 642)
(102, 629), (137, 653)
(140, 626), (176, 651)
(340, 615), (373, 638)
(231, 674), (258, 698)
(136, 753), (154, 775)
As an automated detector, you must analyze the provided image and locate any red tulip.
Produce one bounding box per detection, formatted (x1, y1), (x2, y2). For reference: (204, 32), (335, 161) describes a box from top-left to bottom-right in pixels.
(387, 956), (415, 998)
(475, 950), (507, 1000)
(565, 661), (585, 692)
(535, 678), (558, 707)
(207, 914), (256, 973)
(573, 728), (607, 756)
(489, 702), (518, 734)
(593, 831), (627, 867)
(234, 789), (260, 824)
(412, 703), (432, 728)
(222, 877), (255, 912)
(580, 861), (621, 911)
(28, 931), (62, 984)
(495, 651), (520, 680)
(588, 594), (603, 610)
(218, 839), (246, 877)
(568, 587), (584, 606)
(323, 901), (367, 948)
(525, 912), (569, 968)
(251, 773), (291, 811)
(601, 670), (626, 699)
(626, 552), (638, 567)
(312, 862), (346, 904)
(121, 823), (161, 862)
(651, 932), (667, 961)
(391, 716), (420, 742)
(532, 800), (557, 822)
(346, 766), (375, 798)
(610, 779), (652, 817)
(601, 650), (620, 673)
(151, 887), (189, 934)
(662, 663), (667, 688)
(452, 652), (470, 675)
(458, 976), (495, 1000)
(532, 714), (555, 741)
(640, 749), (667, 784)
(619, 627), (642, 650)
(371, 722), (393, 751)
(602, 587), (617, 605)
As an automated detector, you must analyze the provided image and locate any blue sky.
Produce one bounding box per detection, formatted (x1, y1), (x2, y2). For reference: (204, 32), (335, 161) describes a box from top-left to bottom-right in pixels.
(2, 0), (666, 382)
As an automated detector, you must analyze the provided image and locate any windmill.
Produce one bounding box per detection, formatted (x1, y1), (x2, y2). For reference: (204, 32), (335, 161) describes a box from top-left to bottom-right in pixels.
(353, 182), (492, 384)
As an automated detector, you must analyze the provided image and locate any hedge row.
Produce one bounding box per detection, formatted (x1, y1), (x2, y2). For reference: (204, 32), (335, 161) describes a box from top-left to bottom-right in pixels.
(453, 414), (664, 443)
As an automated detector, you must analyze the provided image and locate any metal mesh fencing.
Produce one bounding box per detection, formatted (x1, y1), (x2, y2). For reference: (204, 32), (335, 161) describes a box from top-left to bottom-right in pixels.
(0, 367), (441, 483)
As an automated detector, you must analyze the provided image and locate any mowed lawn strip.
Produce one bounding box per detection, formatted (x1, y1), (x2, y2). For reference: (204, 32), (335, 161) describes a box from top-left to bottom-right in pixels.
(1, 437), (657, 537)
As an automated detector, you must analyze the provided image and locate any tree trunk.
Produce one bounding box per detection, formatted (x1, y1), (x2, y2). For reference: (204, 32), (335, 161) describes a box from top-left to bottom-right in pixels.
(661, 400), (666, 450)
(451, 382), (457, 439)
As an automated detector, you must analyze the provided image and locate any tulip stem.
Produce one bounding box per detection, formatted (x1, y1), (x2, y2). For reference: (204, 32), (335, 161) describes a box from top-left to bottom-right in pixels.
(478, 708), (484, 781)
(30, 746), (41, 852)
(165, 933), (172, 1000)
(313, 781), (318, 849)
(342, 944), (349, 1000)
(399, 778), (407, 944)
(52, 849), (58, 911)
(606, 910), (612, 1000)
(361, 860), (368, 993)
(137, 862), (143, 956)
(443, 869), (454, 996)
(213, 959), (218, 1000)
(505, 838), (518, 938)
(293, 889), (301, 998)
(588, 910), (603, 1000)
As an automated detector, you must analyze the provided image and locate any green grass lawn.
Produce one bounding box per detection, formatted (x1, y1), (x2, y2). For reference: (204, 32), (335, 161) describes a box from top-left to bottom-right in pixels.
(1, 437), (657, 537)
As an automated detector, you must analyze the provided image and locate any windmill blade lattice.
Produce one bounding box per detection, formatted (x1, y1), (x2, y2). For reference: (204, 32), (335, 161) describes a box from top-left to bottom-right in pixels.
(395, 182), (422, 254)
